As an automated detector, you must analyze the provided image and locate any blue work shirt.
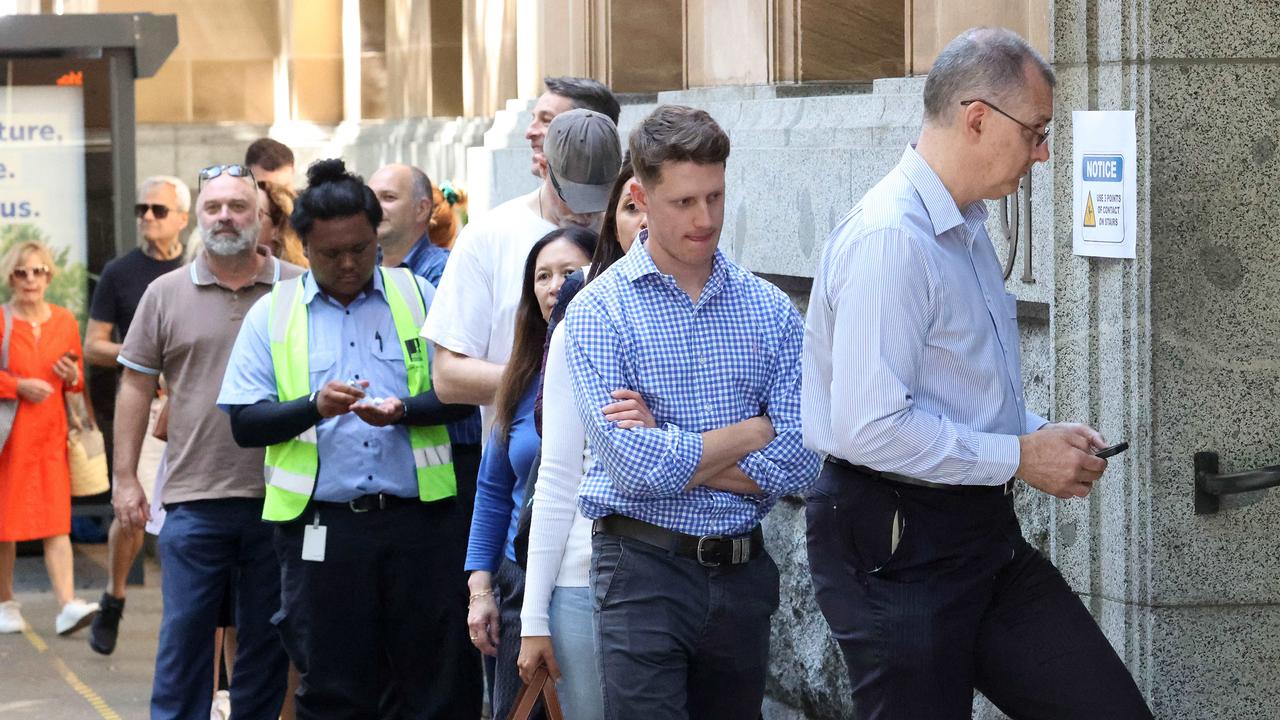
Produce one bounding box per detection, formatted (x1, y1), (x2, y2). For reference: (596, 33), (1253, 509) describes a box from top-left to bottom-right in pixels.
(218, 269), (436, 502)
(399, 234), (483, 447)
(464, 380), (540, 572)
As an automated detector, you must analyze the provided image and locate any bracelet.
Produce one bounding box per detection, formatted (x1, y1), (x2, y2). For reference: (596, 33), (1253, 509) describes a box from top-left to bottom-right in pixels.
(468, 590), (493, 603)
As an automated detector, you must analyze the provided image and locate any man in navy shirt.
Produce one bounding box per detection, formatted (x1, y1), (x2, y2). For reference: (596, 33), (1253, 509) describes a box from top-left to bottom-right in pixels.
(369, 163), (484, 527)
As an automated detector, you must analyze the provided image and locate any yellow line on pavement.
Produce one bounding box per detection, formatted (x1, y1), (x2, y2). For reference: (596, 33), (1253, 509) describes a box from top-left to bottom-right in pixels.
(21, 623), (47, 652)
(20, 623), (122, 720)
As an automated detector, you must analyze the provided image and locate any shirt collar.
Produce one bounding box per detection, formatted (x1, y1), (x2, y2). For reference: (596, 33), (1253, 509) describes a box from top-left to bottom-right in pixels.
(898, 144), (989, 245)
(300, 266), (387, 305)
(188, 245), (280, 288)
(618, 229), (730, 301)
(399, 233), (439, 268)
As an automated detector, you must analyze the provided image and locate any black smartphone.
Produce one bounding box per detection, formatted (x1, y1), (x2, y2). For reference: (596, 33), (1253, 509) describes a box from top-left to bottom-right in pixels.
(1095, 442), (1129, 459)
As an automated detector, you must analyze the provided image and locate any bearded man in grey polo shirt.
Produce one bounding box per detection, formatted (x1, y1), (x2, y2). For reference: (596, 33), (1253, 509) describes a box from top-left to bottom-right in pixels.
(112, 164), (300, 720)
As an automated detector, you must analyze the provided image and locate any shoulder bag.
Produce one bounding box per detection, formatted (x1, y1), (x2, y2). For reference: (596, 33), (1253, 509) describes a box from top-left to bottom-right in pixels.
(0, 304), (16, 450)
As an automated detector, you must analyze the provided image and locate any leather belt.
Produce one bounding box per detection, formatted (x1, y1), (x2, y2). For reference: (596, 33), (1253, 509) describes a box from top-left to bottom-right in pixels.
(826, 457), (1016, 496)
(593, 514), (763, 568)
(314, 493), (419, 513)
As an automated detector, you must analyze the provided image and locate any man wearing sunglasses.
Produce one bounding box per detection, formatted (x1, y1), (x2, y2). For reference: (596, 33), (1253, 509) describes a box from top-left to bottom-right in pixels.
(84, 175), (190, 656)
(112, 163), (297, 719)
(801, 28), (1152, 718)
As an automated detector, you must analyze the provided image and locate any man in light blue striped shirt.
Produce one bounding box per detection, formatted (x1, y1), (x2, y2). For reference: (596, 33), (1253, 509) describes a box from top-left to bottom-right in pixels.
(801, 27), (1151, 719)
(564, 105), (821, 718)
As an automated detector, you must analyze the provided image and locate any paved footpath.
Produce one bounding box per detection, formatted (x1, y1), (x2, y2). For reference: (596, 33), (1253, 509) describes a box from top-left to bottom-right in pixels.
(0, 544), (159, 720)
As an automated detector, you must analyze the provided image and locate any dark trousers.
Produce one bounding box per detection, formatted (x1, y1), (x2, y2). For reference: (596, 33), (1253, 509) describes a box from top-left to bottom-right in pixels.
(591, 531), (779, 720)
(492, 558), (541, 720)
(273, 499), (482, 720)
(805, 462), (1153, 720)
(152, 499), (288, 720)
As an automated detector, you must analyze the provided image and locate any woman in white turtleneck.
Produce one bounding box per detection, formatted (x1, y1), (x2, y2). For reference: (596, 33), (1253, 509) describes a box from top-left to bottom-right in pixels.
(518, 160), (646, 719)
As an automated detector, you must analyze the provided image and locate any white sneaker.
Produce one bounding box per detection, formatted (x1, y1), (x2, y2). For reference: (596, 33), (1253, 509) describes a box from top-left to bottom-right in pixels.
(0, 600), (23, 633)
(55, 598), (99, 636)
(210, 689), (231, 720)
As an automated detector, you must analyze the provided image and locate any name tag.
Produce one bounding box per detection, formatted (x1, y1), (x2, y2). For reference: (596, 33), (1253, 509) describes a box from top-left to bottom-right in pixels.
(302, 516), (327, 562)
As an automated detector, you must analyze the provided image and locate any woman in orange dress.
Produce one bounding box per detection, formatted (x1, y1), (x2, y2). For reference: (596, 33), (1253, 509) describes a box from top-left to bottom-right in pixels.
(0, 240), (99, 636)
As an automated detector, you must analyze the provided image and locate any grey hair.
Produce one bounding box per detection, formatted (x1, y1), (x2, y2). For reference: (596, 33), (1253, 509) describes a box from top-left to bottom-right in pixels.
(922, 27), (1054, 126)
(409, 166), (433, 206)
(138, 175), (192, 213)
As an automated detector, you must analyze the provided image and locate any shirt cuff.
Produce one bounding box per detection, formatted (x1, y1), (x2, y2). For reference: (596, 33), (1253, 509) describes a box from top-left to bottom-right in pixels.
(736, 451), (773, 495)
(520, 615), (550, 637)
(117, 354), (160, 376)
(970, 432), (1021, 485)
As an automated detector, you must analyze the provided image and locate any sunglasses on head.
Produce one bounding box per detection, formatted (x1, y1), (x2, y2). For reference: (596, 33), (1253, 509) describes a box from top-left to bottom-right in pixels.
(198, 164), (256, 191)
(12, 265), (49, 280)
(134, 203), (172, 219)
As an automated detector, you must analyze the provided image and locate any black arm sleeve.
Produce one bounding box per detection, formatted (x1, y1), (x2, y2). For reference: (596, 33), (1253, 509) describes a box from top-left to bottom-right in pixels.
(227, 397), (321, 448)
(401, 389), (475, 427)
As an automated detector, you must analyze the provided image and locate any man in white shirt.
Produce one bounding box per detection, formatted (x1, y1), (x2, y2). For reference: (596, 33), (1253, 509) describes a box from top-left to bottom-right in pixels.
(422, 106), (621, 437)
(524, 77), (621, 178)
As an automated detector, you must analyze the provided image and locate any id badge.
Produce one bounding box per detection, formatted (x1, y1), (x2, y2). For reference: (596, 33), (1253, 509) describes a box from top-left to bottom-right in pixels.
(302, 512), (327, 562)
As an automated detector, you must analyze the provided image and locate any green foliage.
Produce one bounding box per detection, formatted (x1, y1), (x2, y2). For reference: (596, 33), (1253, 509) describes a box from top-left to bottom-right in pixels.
(0, 223), (89, 322)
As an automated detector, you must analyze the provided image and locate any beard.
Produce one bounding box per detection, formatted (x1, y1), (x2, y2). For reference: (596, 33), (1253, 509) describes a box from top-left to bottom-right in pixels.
(201, 219), (259, 256)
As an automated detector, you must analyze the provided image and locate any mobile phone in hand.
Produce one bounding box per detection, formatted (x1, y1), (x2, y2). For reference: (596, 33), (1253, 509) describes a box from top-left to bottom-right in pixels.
(1095, 442), (1129, 459)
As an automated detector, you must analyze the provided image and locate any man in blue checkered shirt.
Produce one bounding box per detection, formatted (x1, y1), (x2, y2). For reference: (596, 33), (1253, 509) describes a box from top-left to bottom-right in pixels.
(562, 104), (821, 719)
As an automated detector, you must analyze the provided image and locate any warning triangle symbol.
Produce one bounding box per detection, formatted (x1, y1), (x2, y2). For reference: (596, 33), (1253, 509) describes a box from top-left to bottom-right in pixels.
(1084, 192), (1096, 227)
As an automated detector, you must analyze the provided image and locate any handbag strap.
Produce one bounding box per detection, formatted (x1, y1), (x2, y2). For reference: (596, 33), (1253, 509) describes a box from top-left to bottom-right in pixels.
(1, 303), (10, 372)
(507, 665), (564, 720)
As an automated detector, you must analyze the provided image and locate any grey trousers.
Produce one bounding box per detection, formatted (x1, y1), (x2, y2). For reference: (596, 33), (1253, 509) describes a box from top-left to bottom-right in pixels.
(590, 531), (779, 720)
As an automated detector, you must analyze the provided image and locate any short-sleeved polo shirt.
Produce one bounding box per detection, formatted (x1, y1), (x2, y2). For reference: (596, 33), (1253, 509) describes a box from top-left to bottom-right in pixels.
(118, 247), (303, 504)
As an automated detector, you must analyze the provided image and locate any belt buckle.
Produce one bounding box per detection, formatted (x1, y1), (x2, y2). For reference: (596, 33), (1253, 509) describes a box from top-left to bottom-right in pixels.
(348, 497), (368, 513)
(696, 535), (724, 567)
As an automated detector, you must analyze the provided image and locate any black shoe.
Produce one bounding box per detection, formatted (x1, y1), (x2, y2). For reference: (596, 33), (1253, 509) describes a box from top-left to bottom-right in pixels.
(88, 592), (124, 655)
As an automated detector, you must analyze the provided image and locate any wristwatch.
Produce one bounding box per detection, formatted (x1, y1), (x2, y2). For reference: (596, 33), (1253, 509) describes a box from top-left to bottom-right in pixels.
(308, 390), (319, 415)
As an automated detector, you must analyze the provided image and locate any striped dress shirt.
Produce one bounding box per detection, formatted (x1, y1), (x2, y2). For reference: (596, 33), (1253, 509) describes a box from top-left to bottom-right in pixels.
(801, 145), (1047, 485)
(564, 234), (821, 536)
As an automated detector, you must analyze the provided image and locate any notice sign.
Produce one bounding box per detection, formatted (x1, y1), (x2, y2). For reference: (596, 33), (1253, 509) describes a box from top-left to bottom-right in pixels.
(1072, 111), (1136, 259)
(0, 86), (88, 315)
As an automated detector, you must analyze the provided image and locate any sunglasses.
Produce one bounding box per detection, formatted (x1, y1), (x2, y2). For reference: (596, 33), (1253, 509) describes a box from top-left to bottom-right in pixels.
(198, 164), (256, 191)
(12, 265), (50, 280)
(134, 203), (172, 220)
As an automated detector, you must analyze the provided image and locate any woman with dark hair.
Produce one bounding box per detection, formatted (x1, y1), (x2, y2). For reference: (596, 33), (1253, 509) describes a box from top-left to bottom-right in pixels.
(515, 159), (647, 718)
(465, 225), (595, 719)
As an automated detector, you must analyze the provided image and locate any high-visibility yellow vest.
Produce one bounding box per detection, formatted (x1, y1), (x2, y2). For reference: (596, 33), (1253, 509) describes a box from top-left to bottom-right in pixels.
(261, 267), (455, 522)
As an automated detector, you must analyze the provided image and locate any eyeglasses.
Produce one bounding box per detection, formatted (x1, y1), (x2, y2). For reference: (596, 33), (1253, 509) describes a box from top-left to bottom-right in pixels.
(12, 265), (50, 280)
(198, 164), (256, 191)
(134, 203), (172, 220)
(959, 99), (1051, 147)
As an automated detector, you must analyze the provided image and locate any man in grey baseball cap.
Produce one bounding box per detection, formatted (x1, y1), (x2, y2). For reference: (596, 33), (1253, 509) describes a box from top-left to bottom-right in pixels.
(541, 108), (622, 223)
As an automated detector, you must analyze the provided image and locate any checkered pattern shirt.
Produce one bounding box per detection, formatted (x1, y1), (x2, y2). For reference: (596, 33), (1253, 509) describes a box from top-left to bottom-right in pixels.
(562, 234), (821, 536)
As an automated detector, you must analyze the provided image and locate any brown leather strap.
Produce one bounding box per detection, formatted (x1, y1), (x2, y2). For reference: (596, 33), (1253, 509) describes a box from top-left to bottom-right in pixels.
(508, 665), (564, 720)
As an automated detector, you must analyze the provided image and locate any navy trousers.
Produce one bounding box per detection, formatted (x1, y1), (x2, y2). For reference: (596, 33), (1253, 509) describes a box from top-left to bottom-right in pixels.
(152, 498), (288, 720)
(591, 531), (779, 720)
(805, 462), (1153, 720)
(274, 498), (482, 720)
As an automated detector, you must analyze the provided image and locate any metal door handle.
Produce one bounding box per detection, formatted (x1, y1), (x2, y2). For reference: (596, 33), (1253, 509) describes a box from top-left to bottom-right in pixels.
(1194, 451), (1280, 515)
